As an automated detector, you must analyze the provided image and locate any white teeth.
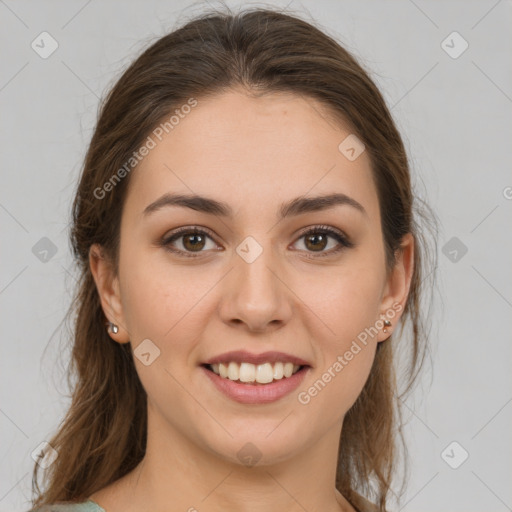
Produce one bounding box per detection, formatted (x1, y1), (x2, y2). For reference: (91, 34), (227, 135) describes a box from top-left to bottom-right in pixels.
(273, 362), (284, 379)
(209, 361), (301, 384)
(227, 362), (239, 381)
(218, 363), (228, 378)
(283, 362), (294, 378)
(239, 362), (256, 383)
(256, 363), (274, 383)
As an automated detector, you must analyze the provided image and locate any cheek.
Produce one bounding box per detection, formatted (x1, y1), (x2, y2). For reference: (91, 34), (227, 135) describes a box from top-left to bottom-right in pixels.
(306, 261), (384, 343)
(297, 257), (383, 409)
(119, 246), (217, 346)
(299, 333), (377, 419)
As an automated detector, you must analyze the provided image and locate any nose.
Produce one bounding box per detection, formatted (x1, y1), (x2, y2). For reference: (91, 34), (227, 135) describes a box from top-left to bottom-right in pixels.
(218, 244), (293, 333)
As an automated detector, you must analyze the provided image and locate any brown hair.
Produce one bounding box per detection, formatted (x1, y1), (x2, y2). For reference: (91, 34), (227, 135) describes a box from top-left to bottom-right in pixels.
(31, 6), (438, 511)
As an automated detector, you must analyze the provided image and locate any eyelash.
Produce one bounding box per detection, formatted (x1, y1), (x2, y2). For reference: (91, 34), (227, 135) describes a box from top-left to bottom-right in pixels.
(160, 225), (354, 259)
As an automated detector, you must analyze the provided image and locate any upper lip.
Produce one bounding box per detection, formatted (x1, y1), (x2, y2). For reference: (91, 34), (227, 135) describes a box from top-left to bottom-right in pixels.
(202, 350), (312, 367)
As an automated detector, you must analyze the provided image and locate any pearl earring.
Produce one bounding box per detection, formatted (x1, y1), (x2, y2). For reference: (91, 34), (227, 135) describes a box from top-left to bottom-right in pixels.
(106, 321), (119, 334)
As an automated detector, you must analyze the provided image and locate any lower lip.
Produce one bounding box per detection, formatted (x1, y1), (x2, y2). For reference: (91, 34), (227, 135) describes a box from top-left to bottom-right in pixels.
(201, 365), (310, 404)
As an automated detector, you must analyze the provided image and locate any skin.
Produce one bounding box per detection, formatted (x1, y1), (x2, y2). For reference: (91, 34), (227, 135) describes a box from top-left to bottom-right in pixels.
(89, 87), (414, 512)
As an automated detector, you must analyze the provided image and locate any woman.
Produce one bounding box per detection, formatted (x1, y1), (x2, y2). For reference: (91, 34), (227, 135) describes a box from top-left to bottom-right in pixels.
(30, 6), (437, 512)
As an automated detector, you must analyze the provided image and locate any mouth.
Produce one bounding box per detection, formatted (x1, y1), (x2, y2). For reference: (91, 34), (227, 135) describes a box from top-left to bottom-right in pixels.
(200, 362), (311, 404)
(201, 361), (307, 385)
(200, 350), (312, 403)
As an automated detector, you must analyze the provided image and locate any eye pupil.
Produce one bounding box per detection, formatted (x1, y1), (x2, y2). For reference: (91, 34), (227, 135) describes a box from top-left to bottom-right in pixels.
(183, 234), (205, 251)
(305, 233), (327, 252)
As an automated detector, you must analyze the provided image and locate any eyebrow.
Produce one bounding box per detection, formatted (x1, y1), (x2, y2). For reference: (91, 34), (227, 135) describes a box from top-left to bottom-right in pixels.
(142, 192), (368, 220)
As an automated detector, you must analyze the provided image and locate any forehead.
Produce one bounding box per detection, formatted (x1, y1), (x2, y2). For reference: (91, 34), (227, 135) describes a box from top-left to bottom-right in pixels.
(125, 89), (380, 224)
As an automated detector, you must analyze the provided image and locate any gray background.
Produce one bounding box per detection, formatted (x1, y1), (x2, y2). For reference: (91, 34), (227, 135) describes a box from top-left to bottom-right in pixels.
(1, 1), (511, 511)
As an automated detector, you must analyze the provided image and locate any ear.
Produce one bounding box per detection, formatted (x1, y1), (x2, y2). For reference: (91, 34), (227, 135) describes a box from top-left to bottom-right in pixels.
(377, 232), (415, 342)
(89, 243), (130, 344)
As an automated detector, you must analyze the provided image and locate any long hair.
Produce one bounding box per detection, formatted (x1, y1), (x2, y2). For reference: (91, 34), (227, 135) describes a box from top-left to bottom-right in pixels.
(31, 6), (438, 511)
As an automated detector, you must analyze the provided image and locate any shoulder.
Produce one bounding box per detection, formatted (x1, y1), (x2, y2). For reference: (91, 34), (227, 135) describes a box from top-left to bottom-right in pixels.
(29, 500), (106, 512)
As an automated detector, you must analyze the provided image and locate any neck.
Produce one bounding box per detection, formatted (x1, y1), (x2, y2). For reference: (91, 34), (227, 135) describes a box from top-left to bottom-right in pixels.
(95, 403), (356, 512)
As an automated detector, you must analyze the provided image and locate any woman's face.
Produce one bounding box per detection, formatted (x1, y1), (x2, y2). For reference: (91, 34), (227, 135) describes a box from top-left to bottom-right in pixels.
(91, 88), (413, 466)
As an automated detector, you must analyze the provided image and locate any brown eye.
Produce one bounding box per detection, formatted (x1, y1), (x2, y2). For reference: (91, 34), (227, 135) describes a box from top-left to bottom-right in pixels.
(293, 225), (354, 258)
(161, 227), (218, 257)
(182, 233), (206, 251)
(160, 225), (354, 259)
(304, 232), (329, 252)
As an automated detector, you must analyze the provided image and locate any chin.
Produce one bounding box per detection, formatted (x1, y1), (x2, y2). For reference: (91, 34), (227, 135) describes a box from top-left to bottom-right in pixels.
(201, 423), (308, 468)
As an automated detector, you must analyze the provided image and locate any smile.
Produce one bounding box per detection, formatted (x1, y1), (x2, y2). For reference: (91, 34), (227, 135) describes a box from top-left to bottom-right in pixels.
(201, 363), (310, 404)
(207, 361), (302, 384)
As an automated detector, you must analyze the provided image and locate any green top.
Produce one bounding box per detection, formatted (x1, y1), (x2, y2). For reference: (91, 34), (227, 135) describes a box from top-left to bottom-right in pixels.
(30, 500), (105, 512)
(32, 494), (378, 512)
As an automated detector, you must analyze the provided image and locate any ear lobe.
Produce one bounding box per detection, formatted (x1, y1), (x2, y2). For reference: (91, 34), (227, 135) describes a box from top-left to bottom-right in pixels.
(89, 243), (130, 343)
(377, 233), (415, 341)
